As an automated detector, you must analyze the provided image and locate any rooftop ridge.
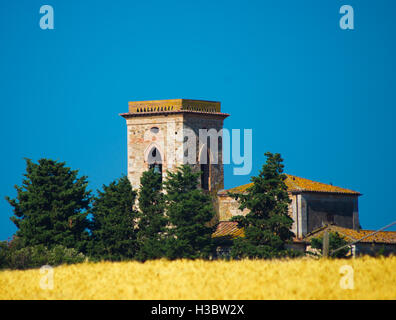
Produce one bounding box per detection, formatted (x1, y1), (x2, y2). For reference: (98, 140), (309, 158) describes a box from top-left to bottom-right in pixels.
(219, 173), (361, 195)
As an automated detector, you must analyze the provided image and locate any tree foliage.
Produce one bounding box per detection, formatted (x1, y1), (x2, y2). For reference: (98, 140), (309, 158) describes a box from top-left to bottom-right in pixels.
(163, 165), (216, 259)
(6, 158), (91, 253)
(90, 176), (138, 261)
(136, 169), (167, 261)
(229, 152), (296, 259)
(310, 231), (350, 258)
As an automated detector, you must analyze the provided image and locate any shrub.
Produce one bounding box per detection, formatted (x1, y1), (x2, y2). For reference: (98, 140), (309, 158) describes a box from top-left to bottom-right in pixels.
(310, 231), (349, 258)
(2, 243), (86, 270)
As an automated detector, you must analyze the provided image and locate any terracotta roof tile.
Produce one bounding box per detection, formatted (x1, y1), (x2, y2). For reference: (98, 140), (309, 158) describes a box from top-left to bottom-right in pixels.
(212, 222), (304, 244)
(212, 221), (244, 239)
(219, 174), (360, 195)
(304, 225), (396, 244)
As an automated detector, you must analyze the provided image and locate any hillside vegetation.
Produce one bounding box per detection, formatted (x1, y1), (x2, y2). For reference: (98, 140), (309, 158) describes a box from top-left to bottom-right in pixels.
(1, 256), (395, 300)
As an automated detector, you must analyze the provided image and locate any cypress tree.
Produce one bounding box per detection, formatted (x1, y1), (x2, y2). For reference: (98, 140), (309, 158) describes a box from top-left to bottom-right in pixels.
(90, 176), (138, 260)
(163, 165), (216, 259)
(6, 158), (91, 253)
(136, 169), (167, 261)
(229, 152), (295, 259)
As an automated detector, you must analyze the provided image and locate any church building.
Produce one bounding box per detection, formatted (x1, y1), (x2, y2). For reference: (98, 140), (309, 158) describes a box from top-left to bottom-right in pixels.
(120, 99), (396, 256)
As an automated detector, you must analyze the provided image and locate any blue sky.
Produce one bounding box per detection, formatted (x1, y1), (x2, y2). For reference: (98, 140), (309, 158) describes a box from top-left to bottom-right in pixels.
(1, 0), (395, 240)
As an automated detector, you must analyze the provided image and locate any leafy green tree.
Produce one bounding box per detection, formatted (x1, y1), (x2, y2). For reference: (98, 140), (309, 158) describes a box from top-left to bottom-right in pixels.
(6, 158), (91, 253)
(136, 169), (167, 261)
(90, 176), (138, 261)
(0, 241), (8, 269)
(310, 231), (350, 258)
(163, 165), (216, 259)
(229, 152), (296, 259)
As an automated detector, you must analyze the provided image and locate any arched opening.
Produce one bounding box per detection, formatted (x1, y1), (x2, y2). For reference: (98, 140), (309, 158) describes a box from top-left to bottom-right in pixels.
(147, 147), (162, 179)
(200, 142), (211, 191)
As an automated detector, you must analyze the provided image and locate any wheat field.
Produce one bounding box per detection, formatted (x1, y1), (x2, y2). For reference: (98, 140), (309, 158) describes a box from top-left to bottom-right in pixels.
(0, 256), (395, 300)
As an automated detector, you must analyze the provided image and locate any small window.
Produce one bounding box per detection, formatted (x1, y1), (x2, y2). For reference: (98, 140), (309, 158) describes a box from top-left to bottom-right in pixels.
(150, 127), (159, 134)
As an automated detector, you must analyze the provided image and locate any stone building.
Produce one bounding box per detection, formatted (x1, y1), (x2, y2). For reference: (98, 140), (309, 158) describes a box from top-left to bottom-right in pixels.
(217, 174), (361, 239)
(120, 99), (228, 194)
(120, 98), (396, 255)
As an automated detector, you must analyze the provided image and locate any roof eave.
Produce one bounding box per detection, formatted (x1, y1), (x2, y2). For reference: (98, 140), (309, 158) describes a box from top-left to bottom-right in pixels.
(120, 111), (230, 119)
(290, 190), (361, 196)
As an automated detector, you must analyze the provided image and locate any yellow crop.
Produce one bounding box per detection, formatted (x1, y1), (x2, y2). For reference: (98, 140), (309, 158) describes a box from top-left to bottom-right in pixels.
(1, 256), (395, 300)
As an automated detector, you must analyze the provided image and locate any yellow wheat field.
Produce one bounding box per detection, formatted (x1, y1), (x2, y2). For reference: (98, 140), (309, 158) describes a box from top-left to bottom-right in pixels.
(0, 256), (395, 300)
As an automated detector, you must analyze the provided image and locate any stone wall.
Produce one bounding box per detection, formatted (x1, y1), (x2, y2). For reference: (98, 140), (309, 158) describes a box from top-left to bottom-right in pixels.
(126, 113), (184, 189)
(300, 193), (359, 233)
(217, 192), (295, 223)
(354, 243), (396, 257)
(217, 191), (360, 238)
(125, 112), (226, 194)
(183, 113), (225, 193)
(217, 194), (250, 221)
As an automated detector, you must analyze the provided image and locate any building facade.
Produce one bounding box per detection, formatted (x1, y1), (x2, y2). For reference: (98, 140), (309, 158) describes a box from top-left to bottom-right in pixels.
(121, 99), (362, 240)
(218, 174), (361, 239)
(120, 99), (228, 194)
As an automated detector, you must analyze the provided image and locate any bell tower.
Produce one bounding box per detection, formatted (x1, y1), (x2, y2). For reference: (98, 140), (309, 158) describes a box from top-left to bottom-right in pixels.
(120, 99), (229, 194)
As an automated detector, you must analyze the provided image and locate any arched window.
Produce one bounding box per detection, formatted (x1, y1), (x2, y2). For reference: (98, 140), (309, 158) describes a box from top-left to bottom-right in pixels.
(147, 147), (162, 179)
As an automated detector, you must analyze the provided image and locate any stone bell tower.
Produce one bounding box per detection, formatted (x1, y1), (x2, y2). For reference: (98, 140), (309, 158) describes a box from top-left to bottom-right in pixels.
(120, 99), (229, 194)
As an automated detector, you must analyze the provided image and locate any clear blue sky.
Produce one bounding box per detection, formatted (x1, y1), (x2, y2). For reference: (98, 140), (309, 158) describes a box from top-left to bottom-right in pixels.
(1, 0), (395, 240)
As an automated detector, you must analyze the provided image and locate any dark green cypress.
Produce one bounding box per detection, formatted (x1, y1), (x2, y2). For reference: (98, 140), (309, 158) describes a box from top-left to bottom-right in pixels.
(163, 165), (216, 259)
(90, 176), (138, 261)
(136, 169), (167, 261)
(6, 158), (91, 253)
(229, 152), (296, 259)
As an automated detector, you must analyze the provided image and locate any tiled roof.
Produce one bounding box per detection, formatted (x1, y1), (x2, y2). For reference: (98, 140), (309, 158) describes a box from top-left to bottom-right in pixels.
(304, 225), (396, 244)
(212, 222), (303, 243)
(212, 221), (244, 239)
(213, 223), (396, 245)
(219, 174), (360, 195)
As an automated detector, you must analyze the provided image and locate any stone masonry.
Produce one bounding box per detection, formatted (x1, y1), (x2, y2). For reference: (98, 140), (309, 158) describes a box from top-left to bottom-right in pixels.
(120, 99), (229, 196)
